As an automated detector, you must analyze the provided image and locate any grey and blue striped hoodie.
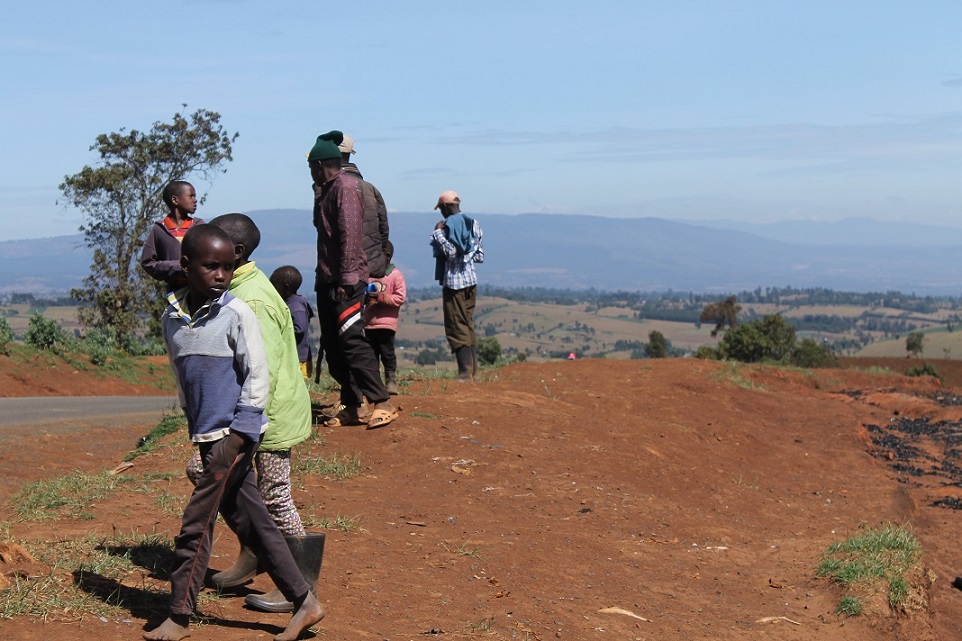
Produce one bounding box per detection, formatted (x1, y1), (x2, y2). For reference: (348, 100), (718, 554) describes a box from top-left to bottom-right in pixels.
(162, 289), (269, 443)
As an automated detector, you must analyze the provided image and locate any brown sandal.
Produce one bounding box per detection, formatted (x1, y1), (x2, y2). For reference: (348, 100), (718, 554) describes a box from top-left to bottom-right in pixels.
(367, 407), (399, 429)
(323, 408), (363, 427)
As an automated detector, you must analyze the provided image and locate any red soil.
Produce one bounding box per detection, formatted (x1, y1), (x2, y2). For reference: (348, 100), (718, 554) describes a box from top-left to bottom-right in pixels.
(1, 357), (961, 641)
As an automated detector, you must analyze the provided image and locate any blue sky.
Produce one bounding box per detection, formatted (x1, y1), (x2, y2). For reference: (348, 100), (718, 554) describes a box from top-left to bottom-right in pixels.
(2, 1), (962, 242)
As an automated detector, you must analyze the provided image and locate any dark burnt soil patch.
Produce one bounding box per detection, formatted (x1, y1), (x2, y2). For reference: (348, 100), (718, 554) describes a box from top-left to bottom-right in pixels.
(865, 417), (962, 506)
(931, 392), (962, 407)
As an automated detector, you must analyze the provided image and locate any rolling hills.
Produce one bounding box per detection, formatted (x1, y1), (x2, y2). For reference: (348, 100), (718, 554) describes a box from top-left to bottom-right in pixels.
(3, 213), (962, 296)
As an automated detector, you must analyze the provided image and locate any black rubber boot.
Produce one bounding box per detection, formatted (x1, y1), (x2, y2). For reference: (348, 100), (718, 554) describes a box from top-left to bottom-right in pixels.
(471, 345), (479, 379)
(385, 371), (399, 395)
(210, 544), (258, 588)
(245, 532), (326, 613)
(455, 347), (473, 381)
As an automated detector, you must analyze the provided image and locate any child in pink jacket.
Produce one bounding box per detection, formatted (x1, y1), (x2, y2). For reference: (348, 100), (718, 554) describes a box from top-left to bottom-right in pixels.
(364, 241), (406, 395)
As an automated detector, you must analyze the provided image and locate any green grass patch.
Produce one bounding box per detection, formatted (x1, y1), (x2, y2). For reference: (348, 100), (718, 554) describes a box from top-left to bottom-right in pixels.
(444, 541), (483, 559)
(0, 531), (173, 622)
(303, 513), (362, 532)
(410, 411), (438, 419)
(295, 453), (362, 480)
(306, 374), (340, 397)
(154, 489), (184, 517)
(713, 362), (765, 390)
(142, 471), (178, 481)
(125, 412), (186, 461)
(816, 524), (922, 616)
(837, 595), (863, 616)
(13, 471), (133, 521)
(848, 366), (898, 376)
(465, 616), (495, 633)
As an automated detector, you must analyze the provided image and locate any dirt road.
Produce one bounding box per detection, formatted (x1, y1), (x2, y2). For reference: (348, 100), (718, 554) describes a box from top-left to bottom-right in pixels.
(0, 396), (176, 501)
(0, 396), (177, 429)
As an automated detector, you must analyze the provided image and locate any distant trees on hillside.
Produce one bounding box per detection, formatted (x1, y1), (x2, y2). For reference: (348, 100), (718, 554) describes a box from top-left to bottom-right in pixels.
(405, 285), (957, 317)
(699, 314), (838, 368)
(397, 284), (957, 360)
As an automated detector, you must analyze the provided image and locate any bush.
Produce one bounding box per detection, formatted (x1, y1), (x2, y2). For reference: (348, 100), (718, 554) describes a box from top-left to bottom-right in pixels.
(24, 313), (70, 351)
(906, 363), (942, 381)
(646, 330), (669, 358)
(415, 349), (439, 366)
(791, 338), (839, 368)
(477, 337), (502, 366)
(694, 345), (720, 360)
(80, 328), (118, 366)
(0, 316), (12, 355)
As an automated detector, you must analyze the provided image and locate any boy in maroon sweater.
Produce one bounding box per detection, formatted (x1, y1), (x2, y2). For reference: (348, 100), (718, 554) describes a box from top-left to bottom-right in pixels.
(141, 180), (204, 291)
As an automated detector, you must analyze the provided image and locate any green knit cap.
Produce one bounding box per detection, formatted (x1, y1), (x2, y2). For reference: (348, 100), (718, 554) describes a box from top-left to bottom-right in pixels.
(318, 130), (344, 146)
(307, 130), (343, 162)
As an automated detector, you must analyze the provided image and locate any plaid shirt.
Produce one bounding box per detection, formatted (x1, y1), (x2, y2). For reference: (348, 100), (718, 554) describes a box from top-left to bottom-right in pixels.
(430, 218), (484, 290)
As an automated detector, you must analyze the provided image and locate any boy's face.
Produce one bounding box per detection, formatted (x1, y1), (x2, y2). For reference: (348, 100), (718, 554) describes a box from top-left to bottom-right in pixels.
(181, 237), (235, 300)
(172, 185), (198, 214)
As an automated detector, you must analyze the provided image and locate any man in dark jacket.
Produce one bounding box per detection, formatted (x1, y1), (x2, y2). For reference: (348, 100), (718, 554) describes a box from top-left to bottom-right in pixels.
(309, 132), (398, 429)
(311, 133), (391, 278)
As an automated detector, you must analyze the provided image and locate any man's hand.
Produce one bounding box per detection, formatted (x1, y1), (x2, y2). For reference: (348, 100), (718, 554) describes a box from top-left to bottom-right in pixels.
(335, 286), (349, 300)
(435, 221), (446, 231)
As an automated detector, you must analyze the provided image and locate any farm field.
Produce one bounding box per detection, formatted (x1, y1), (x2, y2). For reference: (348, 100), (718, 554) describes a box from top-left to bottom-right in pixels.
(854, 326), (962, 359)
(4, 294), (962, 368)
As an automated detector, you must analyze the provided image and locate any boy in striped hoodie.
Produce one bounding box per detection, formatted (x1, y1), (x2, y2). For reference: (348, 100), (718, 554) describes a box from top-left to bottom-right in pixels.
(146, 224), (323, 641)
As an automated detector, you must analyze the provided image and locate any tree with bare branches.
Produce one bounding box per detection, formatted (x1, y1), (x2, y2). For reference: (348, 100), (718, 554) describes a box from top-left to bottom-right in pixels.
(699, 296), (741, 337)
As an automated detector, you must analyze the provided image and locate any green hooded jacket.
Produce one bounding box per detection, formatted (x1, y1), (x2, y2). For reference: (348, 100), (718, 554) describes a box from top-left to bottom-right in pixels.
(229, 262), (312, 451)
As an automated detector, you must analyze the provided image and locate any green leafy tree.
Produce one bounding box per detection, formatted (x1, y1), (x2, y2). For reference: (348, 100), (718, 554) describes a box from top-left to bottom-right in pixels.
(59, 107), (238, 342)
(645, 330), (669, 358)
(905, 332), (924, 357)
(791, 338), (838, 368)
(719, 314), (796, 363)
(477, 337), (502, 365)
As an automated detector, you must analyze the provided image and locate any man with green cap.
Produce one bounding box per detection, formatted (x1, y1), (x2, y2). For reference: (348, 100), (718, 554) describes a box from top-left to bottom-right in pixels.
(308, 132), (398, 429)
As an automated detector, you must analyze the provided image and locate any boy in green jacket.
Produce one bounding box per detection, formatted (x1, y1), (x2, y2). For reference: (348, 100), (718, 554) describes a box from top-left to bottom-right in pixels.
(186, 213), (322, 614)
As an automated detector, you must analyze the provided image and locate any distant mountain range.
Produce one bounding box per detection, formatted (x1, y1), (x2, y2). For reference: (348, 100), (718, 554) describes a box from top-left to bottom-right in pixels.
(1, 212), (960, 296)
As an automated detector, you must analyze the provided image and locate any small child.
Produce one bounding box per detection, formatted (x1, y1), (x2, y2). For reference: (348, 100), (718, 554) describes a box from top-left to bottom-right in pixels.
(148, 223), (323, 641)
(270, 265), (315, 380)
(364, 241), (406, 395)
(141, 180), (204, 291)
